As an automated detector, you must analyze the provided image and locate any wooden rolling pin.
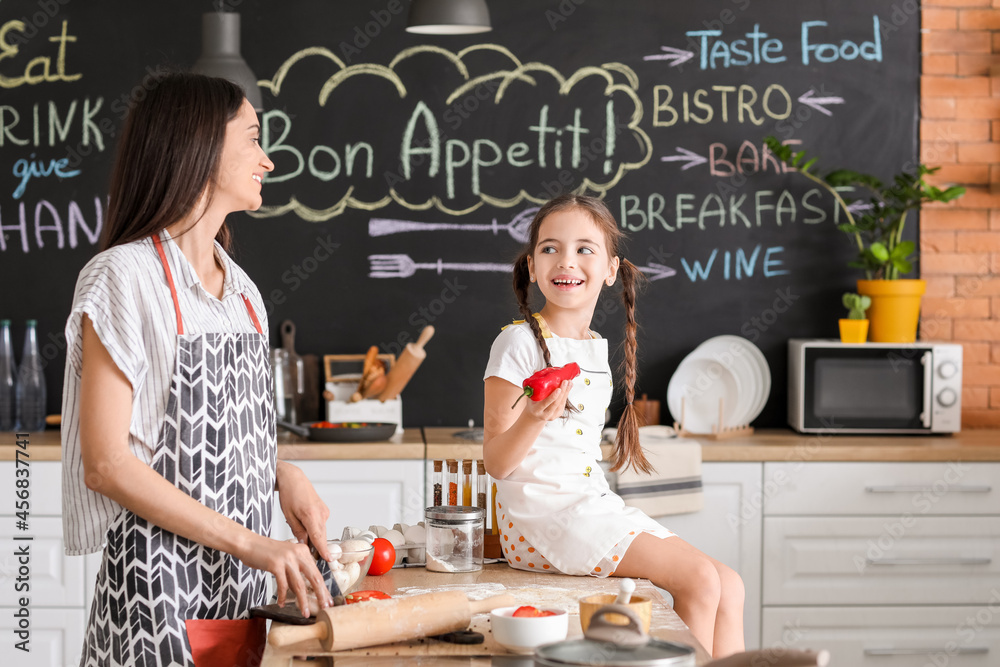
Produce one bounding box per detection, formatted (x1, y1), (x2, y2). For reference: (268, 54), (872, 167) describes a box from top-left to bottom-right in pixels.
(377, 325), (434, 401)
(268, 590), (514, 652)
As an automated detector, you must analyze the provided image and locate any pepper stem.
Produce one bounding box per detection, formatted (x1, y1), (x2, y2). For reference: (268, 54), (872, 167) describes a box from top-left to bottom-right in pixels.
(510, 387), (533, 410)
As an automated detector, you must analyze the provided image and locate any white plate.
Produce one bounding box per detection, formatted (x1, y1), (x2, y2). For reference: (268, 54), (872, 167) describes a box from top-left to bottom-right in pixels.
(692, 338), (758, 426)
(666, 356), (742, 433)
(707, 335), (770, 424)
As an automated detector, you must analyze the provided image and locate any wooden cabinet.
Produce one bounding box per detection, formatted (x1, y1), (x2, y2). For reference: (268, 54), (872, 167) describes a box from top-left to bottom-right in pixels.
(761, 462), (1000, 664)
(645, 462), (763, 650)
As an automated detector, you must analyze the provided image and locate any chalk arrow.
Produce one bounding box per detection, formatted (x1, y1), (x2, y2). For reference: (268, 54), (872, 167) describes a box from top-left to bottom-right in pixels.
(643, 46), (695, 67)
(846, 200), (873, 215)
(798, 89), (845, 117)
(638, 262), (677, 282)
(660, 147), (707, 171)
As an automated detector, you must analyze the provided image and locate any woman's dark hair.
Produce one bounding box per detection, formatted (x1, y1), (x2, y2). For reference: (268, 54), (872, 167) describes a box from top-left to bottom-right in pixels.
(512, 194), (653, 475)
(100, 71), (246, 251)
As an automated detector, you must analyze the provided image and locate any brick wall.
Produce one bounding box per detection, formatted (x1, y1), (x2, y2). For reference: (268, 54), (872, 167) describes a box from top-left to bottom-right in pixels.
(922, 2), (1000, 427)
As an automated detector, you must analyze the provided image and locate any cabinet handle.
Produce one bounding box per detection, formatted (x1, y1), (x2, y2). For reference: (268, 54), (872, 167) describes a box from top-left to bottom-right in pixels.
(865, 485), (992, 493)
(864, 647), (988, 656)
(866, 557), (991, 566)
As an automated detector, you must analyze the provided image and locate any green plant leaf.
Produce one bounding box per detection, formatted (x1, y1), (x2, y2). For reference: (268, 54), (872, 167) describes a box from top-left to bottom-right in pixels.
(892, 258), (913, 274)
(869, 242), (889, 262)
(891, 240), (915, 260)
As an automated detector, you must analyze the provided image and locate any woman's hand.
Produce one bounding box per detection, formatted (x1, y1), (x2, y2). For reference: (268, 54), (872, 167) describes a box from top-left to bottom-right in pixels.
(237, 533), (333, 617)
(276, 461), (332, 560)
(521, 380), (573, 423)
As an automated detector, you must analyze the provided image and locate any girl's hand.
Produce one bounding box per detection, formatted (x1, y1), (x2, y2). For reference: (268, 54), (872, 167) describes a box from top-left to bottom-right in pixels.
(276, 461), (332, 561)
(522, 380), (573, 423)
(237, 534), (334, 617)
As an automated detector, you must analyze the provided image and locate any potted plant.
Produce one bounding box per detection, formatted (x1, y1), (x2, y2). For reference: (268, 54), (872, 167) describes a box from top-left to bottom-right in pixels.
(840, 293), (871, 343)
(763, 136), (965, 343)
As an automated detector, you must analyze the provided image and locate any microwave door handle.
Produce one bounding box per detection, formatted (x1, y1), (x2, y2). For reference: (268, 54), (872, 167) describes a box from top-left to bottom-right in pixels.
(920, 351), (932, 428)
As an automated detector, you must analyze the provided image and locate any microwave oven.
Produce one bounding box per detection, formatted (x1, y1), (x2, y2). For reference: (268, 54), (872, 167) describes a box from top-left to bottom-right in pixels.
(788, 339), (962, 434)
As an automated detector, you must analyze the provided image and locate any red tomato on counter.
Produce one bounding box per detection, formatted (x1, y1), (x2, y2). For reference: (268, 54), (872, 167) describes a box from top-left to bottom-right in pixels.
(512, 606), (558, 618)
(345, 590), (391, 604)
(367, 538), (395, 576)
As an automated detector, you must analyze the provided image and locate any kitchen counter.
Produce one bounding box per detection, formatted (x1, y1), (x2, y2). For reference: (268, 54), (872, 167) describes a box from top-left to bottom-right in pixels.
(259, 562), (712, 666)
(425, 427), (1000, 462)
(4, 427), (999, 462)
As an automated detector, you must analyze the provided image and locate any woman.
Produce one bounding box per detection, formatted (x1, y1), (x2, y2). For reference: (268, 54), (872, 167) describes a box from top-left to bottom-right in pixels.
(61, 72), (333, 667)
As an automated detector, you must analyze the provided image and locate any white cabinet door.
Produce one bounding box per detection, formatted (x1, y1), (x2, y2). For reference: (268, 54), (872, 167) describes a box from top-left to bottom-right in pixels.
(272, 460), (425, 540)
(763, 462), (1000, 516)
(0, 516), (85, 608)
(0, 607), (86, 667)
(762, 606), (1000, 667)
(763, 516), (1000, 606)
(650, 462), (763, 650)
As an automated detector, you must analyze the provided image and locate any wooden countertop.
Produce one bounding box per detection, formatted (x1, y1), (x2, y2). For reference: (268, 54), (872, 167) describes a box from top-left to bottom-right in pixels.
(259, 562), (711, 666)
(425, 427), (1000, 462)
(4, 427), (1000, 462)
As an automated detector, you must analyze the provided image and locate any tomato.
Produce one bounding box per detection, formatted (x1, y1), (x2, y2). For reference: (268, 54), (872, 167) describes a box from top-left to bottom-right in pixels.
(344, 590), (391, 604)
(511, 605), (557, 618)
(367, 537), (396, 576)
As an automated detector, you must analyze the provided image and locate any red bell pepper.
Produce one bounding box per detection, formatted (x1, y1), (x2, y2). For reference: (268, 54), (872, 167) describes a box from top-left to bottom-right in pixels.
(511, 362), (581, 409)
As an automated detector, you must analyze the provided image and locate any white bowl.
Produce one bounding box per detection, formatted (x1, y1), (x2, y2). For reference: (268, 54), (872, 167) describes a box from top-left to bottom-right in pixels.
(490, 606), (569, 654)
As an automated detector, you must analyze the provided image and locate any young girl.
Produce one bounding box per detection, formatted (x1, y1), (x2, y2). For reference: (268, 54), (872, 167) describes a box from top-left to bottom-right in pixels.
(483, 194), (745, 658)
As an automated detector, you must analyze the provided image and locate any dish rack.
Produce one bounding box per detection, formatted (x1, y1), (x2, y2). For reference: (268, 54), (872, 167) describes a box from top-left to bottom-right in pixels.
(672, 396), (754, 440)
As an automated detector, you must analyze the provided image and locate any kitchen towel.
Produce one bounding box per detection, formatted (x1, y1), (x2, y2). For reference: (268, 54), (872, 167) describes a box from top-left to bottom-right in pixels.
(604, 425), (704, 516)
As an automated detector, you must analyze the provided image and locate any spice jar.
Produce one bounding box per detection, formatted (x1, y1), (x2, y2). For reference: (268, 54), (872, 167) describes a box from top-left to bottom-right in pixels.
(424, 506), (484, 573)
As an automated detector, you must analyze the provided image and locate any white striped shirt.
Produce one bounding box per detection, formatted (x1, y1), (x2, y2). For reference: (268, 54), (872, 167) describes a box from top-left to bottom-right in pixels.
(61, 229), (269, 555)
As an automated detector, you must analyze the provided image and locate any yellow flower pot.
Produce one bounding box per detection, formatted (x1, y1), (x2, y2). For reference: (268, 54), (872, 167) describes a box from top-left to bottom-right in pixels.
(839, 319), (869, 344)
(857, 279), (926, 343)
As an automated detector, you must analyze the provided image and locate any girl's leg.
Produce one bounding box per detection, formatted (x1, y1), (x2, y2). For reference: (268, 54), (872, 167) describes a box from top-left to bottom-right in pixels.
(613, 533), (745, 658)
(665, 536), (746, 657)
(613, 533), (722, 655)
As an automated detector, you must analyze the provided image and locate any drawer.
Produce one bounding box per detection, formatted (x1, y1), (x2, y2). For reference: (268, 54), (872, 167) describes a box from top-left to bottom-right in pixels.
(763, 516), (1000, 605)
(0, 607), (87, 667)
(0, 461), (62, 515)
(763, 606), (1000, 667)
(0, 517), (86, 607)
(763, 462), (999, 516)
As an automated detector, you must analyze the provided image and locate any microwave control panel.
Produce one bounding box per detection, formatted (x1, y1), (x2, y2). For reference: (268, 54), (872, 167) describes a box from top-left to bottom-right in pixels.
(930, 344), (963, 432)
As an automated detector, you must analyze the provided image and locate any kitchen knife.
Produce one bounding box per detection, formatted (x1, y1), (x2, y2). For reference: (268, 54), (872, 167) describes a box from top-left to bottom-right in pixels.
(268, 590), (514, 652)
(377, 325), (434, 402)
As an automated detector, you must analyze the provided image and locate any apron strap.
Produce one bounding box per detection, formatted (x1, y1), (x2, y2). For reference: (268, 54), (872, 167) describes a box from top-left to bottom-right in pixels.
(152, 234), (264, 336)
(241, 295), (264, 335)
(152, 234), (185, 335)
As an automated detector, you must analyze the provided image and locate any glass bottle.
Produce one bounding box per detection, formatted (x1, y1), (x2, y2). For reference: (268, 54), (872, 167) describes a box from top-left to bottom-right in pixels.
(447, 459), (458, 506)
(432, 459), (443, 507)
(15, 320), (46, 432)
(476, 460), (487, 512)
(462, 459), (473, 506)
(0, 320), (15, 431)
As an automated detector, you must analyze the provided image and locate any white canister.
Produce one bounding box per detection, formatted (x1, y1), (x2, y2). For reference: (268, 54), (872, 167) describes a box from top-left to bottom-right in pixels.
(424, 506), (484, 573)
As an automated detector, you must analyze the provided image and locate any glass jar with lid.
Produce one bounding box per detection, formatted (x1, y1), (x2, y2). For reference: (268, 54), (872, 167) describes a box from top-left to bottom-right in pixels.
(424, 506), (485, 573)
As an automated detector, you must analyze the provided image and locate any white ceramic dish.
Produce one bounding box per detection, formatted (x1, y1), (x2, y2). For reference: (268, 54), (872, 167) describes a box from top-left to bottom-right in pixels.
(489, 606), (569, 654)
(708, 335), (770, 424)
(666, 356), (741, 433)
(691, 337), (757, 426)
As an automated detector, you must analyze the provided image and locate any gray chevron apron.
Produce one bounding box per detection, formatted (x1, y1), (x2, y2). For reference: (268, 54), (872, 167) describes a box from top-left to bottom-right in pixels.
(81, 234), (275, 667)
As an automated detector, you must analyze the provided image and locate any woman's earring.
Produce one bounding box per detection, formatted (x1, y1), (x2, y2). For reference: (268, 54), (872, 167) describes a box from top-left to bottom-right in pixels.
(606, 278), (614, 286)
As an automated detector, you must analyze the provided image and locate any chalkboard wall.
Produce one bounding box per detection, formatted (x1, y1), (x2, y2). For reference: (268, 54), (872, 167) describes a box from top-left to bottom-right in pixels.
(0, 0), (919, 428)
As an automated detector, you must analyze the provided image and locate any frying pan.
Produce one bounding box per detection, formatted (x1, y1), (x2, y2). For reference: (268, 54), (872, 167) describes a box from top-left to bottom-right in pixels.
(277, 420), (397, 443)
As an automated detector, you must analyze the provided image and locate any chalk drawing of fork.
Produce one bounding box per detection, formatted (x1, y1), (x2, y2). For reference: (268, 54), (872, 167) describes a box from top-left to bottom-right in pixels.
(369, 207), (539, 244)
(369, 255), (513, 279)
